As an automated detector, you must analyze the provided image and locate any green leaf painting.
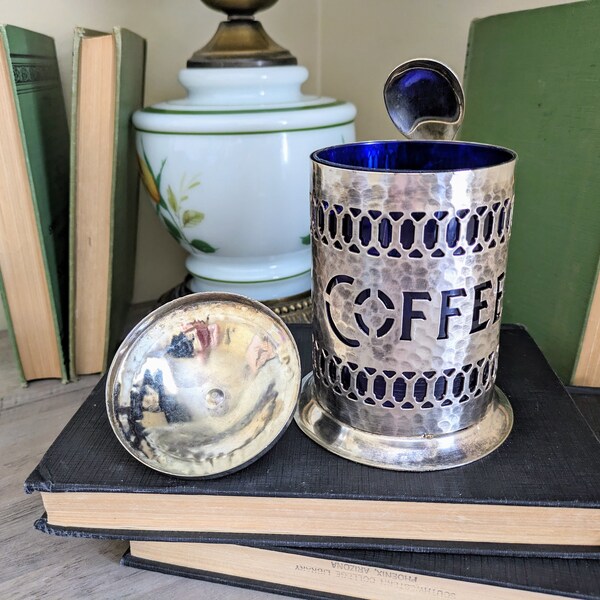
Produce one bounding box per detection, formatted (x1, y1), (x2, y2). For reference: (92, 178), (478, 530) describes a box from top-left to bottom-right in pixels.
(182, 210), (205, 227)
(167, 186), (178, 212)
(191, 239), (217, 253)
(137, 148), (215, 253)
(301, 234), (311, 245)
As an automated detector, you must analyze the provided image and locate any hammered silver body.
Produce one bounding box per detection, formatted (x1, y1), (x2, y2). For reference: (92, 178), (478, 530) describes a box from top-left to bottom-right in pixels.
(296, 141), (516, 470)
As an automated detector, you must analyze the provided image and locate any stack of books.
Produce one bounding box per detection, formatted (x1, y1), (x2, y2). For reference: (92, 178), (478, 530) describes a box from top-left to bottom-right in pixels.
(0, 25), (145, 383)
(26, 324), (600, 599)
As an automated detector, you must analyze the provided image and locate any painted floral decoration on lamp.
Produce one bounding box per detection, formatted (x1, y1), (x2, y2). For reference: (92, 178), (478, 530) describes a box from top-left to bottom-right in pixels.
(138, 148), (217, 254)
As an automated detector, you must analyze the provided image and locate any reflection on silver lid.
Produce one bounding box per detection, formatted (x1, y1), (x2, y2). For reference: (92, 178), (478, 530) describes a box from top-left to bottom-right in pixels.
(106, 293), (301, 478)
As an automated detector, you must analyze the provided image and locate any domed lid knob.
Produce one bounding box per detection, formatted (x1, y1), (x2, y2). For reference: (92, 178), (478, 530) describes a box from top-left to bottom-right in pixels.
(188, 0), (297, 68)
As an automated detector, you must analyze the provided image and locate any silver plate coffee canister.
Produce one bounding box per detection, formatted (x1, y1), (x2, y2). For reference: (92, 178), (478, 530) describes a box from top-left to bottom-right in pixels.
(296, 139), (517, 471)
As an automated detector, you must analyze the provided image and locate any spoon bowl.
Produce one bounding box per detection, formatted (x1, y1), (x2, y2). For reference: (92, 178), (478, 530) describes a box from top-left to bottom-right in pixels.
(384, 59), (464, 141)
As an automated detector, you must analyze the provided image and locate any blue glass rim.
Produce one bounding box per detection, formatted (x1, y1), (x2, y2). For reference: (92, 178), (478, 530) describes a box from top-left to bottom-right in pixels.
(311, 140), (516, 173)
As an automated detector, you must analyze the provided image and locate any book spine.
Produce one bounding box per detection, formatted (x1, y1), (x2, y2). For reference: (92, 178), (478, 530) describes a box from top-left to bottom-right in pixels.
(68, 28), (84, 381)
(102, 27), (146, 370)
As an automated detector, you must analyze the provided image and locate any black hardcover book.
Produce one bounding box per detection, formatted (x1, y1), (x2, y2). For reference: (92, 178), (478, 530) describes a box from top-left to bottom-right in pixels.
(33, 514), (600, 559)
(25, 325), (600, 554)
(122, 541), (600, 600)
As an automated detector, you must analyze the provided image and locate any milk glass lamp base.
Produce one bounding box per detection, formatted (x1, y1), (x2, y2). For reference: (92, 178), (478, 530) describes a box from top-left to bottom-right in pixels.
(134, 65), (355, 311)
(296, 373), (514, 472)
(187, 270), (311, 302)
(185, 247), (312, 301)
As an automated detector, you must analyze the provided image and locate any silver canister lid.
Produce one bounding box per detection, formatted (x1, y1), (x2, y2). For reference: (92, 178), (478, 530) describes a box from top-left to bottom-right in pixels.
(106, 292), (301, 478)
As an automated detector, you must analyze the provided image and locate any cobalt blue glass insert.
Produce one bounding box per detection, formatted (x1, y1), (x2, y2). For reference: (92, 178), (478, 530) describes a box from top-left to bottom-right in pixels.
(313, 141), (515, 173)
(388, 68), (459, 134)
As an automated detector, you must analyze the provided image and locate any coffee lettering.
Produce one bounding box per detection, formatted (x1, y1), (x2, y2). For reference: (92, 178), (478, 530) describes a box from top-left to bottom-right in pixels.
(437, 288), (466, 340)
(325, 275), (360, 347)
(400, 291), (431, 341)
(493, 273), (505, 323)
(325, 273), (506, 347)
(470, 281), (493, 334)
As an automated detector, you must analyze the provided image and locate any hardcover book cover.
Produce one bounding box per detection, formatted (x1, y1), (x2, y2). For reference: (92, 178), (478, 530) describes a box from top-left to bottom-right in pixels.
(105, 28), (146, 371)
(0, 25), (69, 381)
(25, 324), (600, 554)
(460, 1), (600, 385)
(33, 515), (600, 560)
(123, 541), (600, 600)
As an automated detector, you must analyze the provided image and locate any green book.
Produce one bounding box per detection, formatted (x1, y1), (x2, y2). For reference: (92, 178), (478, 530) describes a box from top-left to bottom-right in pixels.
(69, 27), (146, 377)
(460, 1), (600, 384)
(0, 25), (69, 382)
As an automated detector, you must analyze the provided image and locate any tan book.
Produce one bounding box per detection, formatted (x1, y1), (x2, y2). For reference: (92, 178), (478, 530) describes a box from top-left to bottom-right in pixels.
(69, 27), (145, 376)
(0, 25), (69, 382)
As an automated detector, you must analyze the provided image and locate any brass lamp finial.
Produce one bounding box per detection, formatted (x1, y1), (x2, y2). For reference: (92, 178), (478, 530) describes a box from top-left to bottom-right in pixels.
(188, 0), (297, 68)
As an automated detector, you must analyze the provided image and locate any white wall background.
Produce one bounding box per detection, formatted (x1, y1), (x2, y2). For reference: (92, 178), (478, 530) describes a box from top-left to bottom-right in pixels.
(0, 0), (576, 330)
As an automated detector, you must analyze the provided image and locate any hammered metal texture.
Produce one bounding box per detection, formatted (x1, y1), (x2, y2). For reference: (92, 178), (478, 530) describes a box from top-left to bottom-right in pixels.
(311, 149), (516, 437)
(107, 293), (301, 478)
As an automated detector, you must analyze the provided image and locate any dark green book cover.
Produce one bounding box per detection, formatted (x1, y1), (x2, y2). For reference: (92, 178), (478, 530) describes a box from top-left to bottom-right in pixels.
(460, 1), (600, 383)
(106, 28), (146, 371)
(0, 25), (69, 382)
(68, 27), (146, 377)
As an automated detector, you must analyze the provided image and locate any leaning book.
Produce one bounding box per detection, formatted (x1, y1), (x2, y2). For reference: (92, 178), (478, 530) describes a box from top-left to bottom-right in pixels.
(25, 325), (600, 555)
(124, 541), (600, 600)
(69, 27), (146, 377)
(0, 25), (69, 381)
(460, 1), (600, 386)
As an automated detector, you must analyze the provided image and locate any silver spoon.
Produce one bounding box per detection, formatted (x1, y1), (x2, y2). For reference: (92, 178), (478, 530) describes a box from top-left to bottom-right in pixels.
(383, 59), (464, 141)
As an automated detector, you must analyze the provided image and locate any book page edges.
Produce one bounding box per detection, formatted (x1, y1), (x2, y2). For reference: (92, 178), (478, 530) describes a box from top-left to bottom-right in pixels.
(128, 541), (569, 600)
(40, 492), (600, 547)
(72, 32), (115, 374)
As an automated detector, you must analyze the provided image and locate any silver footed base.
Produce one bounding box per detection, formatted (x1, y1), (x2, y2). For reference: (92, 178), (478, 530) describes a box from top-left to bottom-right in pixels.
(295, 373), (513, 472)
